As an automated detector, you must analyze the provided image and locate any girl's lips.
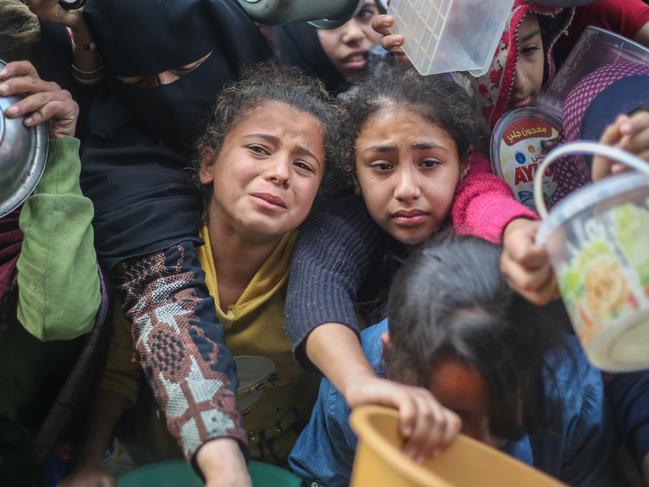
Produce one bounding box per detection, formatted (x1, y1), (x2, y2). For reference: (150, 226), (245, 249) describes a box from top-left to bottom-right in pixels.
(250, 192), (287, 211)
(510, 95), (533, 109)
(341, 52), (368, 70)
(391, 210), (431, 226)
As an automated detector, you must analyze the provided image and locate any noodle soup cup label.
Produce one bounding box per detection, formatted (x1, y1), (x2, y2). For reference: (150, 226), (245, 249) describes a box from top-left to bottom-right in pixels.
(543, 180), (649, 371)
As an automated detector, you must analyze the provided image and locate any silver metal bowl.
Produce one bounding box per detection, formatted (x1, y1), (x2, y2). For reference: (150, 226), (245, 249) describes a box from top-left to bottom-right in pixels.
(0, 59), (48, 218)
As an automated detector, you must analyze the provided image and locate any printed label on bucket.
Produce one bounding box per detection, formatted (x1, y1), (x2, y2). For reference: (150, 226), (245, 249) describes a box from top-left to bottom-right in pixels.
(553, 200), (649, 370)
(491, 109), (561, 210)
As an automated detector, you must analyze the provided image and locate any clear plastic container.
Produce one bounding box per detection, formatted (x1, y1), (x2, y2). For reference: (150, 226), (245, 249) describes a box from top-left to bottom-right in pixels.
(535, 142), (649, 372)
(387, 0), (515, 76)
(538, 26), (649, 119)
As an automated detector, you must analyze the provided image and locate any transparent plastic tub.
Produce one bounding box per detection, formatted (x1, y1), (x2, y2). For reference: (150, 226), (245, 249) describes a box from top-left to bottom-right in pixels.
(538, 26), (649, 119)
(535, 142), (649, 372)
(387, 0), (515, 76)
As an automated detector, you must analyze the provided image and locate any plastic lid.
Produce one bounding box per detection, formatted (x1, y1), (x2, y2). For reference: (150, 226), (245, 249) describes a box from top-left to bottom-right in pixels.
(536, 171), (649, 244)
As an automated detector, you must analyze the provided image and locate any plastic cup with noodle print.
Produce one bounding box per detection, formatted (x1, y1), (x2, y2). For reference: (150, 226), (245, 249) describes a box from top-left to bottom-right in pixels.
(535, 142), (649, 371)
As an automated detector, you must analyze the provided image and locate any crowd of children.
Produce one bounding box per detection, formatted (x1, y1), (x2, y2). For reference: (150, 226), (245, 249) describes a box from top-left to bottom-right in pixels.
(2, 0), (649, 486)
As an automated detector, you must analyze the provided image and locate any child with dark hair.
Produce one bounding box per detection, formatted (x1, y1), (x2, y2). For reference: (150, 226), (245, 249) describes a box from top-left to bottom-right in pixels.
(60, 62), (342, 487)
(283, 62), (538, 462)
(289, 235), (616, 486)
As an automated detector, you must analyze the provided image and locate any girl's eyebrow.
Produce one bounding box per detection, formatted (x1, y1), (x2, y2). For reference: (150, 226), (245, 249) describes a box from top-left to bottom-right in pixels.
(520, 29), (541, 43)
(363, 142), (448, 153)
(412, 142), (448, 152)
(363, 144), (396, 154)
(245, 133), (322, 167)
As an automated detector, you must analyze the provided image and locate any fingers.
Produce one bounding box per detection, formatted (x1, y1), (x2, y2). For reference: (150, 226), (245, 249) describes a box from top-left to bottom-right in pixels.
(0, 74), (60, 102)
(371, 14), (394, 36)
(0, 60), (39, 81)
(400, 389), (460, 462)
(503, 256), (558, 305)
(5, 89), (77, 125)
(501, 219), (558, 306)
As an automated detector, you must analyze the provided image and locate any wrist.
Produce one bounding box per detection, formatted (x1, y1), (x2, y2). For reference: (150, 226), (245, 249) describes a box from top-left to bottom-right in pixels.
(196, 438), (246, 480)
(68, 22), (93, 45)
(503, 217), (535, 243)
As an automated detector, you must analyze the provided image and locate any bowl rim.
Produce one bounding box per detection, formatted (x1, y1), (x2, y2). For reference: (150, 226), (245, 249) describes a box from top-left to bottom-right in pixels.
(0, 58), (49, 219)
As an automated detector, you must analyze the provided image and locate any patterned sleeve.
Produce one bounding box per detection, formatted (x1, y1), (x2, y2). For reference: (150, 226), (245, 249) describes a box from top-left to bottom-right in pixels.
(116, 241), (247, 461)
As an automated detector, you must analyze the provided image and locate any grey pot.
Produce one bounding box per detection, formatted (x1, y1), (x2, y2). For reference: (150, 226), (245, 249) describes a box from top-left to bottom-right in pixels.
(0, 59), (48, 219)
(237, 0), (360, 29)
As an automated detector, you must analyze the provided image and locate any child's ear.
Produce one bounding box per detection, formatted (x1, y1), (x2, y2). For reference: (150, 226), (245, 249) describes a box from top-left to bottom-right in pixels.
(198, 148), (217, 185)
(460, 144), (474, 180)
(460, 159), (471, 180)
(380, 331), (392, 350)
(353, 173), (361, 196)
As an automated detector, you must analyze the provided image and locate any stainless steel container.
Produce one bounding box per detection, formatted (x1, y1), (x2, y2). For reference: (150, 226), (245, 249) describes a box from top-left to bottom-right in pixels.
(0, 59), (48, 218)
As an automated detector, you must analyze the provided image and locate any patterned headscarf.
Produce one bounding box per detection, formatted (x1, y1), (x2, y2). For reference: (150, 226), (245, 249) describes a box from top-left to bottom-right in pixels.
(455, 0), (574, 128)
(553, 62), (649, 202)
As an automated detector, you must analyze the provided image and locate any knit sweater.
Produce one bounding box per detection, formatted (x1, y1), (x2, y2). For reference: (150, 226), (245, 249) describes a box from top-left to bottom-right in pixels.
(284, 153), (538, 360)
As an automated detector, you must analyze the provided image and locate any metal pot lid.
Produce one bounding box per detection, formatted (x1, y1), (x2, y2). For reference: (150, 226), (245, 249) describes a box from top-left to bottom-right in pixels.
(0, 58), (48, 219)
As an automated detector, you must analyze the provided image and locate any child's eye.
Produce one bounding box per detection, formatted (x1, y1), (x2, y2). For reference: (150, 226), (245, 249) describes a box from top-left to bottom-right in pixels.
(370, 161), (394, 172)
(520, 45), (540, 56)
(294, 160), (315, 174)
(247, 144), (270, 156)
(357, 6), (378, 22)
(419, 159), (441, 169)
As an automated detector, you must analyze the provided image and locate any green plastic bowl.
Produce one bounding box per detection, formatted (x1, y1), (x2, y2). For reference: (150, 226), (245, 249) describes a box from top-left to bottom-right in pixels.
(117, 459), (303, 487)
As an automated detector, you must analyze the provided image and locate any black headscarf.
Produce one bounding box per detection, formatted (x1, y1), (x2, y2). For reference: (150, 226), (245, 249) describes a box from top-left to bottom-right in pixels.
(80, 83), (203, 268)
(273, 23), (349, 95)
(84, 0), (273, 153)
(80, 0), (275, 266)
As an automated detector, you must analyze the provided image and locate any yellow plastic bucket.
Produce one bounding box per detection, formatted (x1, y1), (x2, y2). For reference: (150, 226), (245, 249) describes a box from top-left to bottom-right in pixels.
(349, 405), (564, 487)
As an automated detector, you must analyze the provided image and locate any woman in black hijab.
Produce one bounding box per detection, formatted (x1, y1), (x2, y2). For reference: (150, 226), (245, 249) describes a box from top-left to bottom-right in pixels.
(79, 0), (273, 481)
(273, 0), (383, 95)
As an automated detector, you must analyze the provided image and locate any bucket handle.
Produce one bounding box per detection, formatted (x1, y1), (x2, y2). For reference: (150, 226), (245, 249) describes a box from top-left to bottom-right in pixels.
(534, 141), (649, 219)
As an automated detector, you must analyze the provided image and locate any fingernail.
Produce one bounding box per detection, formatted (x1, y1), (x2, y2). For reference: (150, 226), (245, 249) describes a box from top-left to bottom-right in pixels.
(402, 426), (412, 436)
(5, 106), (18, 116)
(24, 116), (33, 126)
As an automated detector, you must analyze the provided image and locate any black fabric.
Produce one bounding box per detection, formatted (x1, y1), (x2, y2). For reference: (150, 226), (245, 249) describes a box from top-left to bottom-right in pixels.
(37, 20), (96, 139)
(80, 0), (273, 263)
(83, 0), (273, 153)
(273, 23), (349, 95)
(80, 84), (202, 268)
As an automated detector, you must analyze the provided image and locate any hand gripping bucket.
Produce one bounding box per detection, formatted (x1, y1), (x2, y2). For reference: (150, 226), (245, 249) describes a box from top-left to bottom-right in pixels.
(349, 405), (564, 486)
(535, 142), (649, 371)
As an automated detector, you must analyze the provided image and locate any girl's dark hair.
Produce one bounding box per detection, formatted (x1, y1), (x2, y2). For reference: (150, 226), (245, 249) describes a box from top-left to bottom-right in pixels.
(384, 234), (567, 441)
(194, 61), (343, 210)
(338, 61), (487, 173)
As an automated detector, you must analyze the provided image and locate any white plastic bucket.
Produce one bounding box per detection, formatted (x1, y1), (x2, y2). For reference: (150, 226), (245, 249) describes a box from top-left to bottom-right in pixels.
(535, 142), (649, 371)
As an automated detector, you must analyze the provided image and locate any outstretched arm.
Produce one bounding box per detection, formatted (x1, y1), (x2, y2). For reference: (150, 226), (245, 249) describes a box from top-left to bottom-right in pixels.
(1, 60), (100, 340)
